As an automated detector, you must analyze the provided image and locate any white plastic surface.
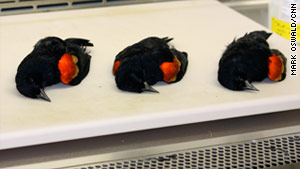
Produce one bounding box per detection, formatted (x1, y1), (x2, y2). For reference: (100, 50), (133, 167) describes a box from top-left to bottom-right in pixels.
(0, 0), (299, 150)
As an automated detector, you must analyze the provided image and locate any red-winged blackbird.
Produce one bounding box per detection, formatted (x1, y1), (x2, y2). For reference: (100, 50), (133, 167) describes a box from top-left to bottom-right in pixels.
(112, 37), (188, 93)
(218, 31), (286, 91)
(15, 37), (93, 102)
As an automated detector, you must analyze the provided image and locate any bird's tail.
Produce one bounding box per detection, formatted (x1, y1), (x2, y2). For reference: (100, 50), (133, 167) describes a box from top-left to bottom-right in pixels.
(268, 49), (286, 81)
(249, 30), (272, 40)
(65, 38), (94, 47)
(162, 37), (174, 43)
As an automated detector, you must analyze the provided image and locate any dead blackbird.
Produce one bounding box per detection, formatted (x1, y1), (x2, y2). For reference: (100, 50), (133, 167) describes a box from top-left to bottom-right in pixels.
(218, 31), (286, 91)
(15, 37), (93, 102)
(112, 37), (188, 93)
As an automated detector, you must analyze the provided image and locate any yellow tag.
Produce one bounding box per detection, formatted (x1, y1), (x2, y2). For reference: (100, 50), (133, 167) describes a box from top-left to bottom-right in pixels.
(271, 17), (299, 41)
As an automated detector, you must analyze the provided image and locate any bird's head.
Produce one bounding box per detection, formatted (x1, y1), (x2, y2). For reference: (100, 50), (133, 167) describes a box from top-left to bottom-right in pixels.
(218, 66), (259, 91)
(114, 60), (158, 93)
(16, 74), (51, 102)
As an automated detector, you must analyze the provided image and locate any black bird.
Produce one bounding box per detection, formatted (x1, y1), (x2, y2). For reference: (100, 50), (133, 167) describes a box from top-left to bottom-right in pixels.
(112, 37), (188, 93)
(218, 30), (286, 91)
(15, 37), (93, 102)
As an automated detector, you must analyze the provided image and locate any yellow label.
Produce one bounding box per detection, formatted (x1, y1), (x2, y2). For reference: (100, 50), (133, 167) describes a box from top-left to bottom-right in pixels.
(271, 17), (299, 41)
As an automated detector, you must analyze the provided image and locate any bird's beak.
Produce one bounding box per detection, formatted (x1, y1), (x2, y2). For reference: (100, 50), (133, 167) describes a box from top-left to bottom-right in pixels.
(266, 32), (272, 39)
(244, 80), (259, 91)
(37, 88), (51, 102)
(142, 82), (159, 93)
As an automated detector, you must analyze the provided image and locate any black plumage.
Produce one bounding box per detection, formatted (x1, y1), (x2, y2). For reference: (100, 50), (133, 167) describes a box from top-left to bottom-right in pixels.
(218, 30), (286, 91)
(15, 37), (93, 102)
(113, 37), (188, 93)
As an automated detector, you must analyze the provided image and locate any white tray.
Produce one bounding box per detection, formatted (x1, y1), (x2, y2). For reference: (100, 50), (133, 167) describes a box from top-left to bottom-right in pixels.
(0, 0), (299, 150)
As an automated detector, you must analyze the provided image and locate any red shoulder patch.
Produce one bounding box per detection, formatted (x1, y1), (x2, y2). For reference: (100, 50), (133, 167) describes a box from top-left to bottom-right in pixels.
(160, 57), (181, 83)
(268, 53), (284, 81)
(58, 53), (79, 84)
(113, 60), (121, 76)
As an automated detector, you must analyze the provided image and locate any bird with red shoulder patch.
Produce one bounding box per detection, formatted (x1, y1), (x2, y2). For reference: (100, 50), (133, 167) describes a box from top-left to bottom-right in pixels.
(15, 37), (93, 102)
(218, 30), (287, 91)
(112, 37), (188, 93)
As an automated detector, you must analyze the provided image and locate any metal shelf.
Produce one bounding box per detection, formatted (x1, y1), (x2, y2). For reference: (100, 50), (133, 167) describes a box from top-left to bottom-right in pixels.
(0, 0), (176, 15)
(0, 0), (269, 16)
